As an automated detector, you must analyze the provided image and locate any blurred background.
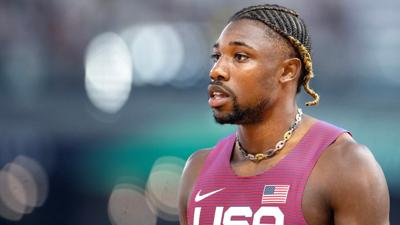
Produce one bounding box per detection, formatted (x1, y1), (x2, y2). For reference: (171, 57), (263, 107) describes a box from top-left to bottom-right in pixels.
(0, 0), (399, 224)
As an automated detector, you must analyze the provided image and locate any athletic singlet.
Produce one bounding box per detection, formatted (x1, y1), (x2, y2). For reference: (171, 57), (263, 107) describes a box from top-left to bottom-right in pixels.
(187, 120), (347, 225)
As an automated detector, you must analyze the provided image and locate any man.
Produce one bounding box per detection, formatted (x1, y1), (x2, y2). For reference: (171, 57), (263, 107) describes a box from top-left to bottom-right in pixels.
(178, 4), (389, 225)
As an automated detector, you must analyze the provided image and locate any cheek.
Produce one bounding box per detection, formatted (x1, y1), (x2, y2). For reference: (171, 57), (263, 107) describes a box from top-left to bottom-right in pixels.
(248, 77), (279, 103)
(231, 80), (264, 105)
(256, 65), (280, 90)
(230, 63), (278, 102)
(260, 76), (278, 90)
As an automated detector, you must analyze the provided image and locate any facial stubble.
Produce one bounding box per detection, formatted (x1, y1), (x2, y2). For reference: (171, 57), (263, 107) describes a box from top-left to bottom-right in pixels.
(213, 93), (270, 125)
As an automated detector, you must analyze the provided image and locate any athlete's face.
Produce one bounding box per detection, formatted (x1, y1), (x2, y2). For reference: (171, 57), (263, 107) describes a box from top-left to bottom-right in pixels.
(208, 19), (285, 124)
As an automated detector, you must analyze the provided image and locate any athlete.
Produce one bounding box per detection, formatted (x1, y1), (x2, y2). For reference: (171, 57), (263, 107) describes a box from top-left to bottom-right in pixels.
(178, 4), (390, 225)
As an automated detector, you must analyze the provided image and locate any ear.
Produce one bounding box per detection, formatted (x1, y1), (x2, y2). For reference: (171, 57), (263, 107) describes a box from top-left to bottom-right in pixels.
(279, 58), (302, 83)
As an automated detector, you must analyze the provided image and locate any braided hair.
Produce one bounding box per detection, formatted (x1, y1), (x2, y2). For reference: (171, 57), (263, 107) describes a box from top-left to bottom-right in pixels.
(229, 4), (319, 106)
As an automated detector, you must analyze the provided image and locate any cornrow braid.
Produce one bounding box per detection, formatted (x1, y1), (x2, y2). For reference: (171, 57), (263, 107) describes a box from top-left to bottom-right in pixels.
(230, 4), (299, 19)
(229, 4), (320, 106)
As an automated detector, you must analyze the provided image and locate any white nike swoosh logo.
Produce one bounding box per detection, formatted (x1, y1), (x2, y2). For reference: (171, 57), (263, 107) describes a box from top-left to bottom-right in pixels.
(195, 188), (225, 202)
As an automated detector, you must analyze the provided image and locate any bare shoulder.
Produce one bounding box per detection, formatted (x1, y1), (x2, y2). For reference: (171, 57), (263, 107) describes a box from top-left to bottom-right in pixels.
(178, 148), (212, 225)
(180, 148), (212, 196)
(185, 148), (212, 170)
(324, 133), (385, 181)
(181, 148), (212, 185)
(317, 133), (390, 224)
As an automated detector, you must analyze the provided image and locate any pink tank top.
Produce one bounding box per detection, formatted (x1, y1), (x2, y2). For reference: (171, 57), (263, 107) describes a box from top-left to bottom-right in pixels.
(187, 120), (346, 225)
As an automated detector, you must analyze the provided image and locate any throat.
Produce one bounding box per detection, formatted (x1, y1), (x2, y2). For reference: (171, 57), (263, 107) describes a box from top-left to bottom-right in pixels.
(235, 108), (303, 162)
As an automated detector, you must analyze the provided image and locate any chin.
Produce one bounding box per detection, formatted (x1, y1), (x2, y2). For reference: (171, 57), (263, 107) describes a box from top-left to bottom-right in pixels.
(213, 110), (240, 125)
(214, 116), (236, 125)
(212, 107), (264, 125)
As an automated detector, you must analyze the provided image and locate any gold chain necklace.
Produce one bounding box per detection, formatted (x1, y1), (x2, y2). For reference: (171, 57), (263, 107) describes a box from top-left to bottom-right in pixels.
(235, 108), (303, 162)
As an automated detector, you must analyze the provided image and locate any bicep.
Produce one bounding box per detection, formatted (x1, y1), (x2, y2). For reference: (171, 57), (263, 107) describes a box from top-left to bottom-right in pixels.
(331, 145), (389, 225)
(178, 149), (210, 225)
(178, 160), (191, 225)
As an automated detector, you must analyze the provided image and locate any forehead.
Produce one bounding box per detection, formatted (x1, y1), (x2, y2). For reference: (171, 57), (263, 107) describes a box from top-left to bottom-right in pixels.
(215, 19), (275, 50)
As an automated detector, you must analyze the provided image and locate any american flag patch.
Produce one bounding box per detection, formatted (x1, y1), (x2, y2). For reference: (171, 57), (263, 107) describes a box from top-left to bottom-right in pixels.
(261, 185), (290, 204)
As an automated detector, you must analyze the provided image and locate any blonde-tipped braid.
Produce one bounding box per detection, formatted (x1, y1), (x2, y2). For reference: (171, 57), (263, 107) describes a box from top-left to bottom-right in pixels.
(287, 36), (320, 106)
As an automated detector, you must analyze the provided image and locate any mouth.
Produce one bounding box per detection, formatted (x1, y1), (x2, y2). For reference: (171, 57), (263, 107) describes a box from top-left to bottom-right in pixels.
(208, 85), (231, 108)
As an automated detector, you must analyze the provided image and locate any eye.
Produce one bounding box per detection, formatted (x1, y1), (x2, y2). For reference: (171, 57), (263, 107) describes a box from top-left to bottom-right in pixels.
(211, 53), (220, 62)
(234, 53), (249, 62)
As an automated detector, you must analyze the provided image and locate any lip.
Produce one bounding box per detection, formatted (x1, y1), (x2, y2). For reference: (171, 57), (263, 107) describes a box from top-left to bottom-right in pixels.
(208, 85), (231, 98)
(208, 84), (231, 108)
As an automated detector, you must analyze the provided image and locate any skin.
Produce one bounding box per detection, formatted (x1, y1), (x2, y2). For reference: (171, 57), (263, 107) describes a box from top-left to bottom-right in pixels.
(178, 19), (390, 225)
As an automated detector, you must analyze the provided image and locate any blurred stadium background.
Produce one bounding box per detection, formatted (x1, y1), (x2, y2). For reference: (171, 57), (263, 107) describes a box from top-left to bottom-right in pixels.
(0, 0), (399, 224)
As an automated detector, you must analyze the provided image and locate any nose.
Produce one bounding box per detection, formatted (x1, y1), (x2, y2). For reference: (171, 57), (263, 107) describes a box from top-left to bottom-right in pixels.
(209, 59), (229, 81)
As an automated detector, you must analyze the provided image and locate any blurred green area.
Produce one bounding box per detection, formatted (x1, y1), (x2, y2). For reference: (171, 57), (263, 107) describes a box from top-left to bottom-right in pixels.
(77, 93), (400, 196)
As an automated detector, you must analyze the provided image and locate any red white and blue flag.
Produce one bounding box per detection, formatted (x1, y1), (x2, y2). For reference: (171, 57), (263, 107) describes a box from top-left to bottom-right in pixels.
(261, 185), (290, 204)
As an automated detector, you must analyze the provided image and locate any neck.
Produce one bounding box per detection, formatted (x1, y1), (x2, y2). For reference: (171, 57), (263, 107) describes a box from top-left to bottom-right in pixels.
(236, 101), (299, 155)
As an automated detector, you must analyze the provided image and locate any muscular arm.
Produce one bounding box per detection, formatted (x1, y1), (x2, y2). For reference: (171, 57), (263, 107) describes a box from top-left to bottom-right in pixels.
(325, 135), (390, 225)
(178, 149), (210, 225)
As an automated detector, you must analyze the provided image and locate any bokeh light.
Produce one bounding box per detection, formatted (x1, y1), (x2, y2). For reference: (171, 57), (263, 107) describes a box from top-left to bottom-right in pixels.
(108, 183), (157, 225)
(85, 32), (133, 114)
(14, 155), (49, 207)
(129, 24), (184, 86)
(170, 22), (209, 88)
(3, 163), (36, 212)
(0, 156), (49, 222)
(145, 156), (185, 221)
(0, 169), (27, 221)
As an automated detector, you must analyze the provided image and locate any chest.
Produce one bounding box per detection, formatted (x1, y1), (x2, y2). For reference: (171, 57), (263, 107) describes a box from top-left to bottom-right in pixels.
(231, 159), (332, 225)
(188, 159), (330, 225)
(188, 163), (306, 225)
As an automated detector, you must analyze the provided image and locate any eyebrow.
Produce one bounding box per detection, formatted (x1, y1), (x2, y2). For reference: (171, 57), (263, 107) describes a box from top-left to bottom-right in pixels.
(213, 41), (255, 50)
